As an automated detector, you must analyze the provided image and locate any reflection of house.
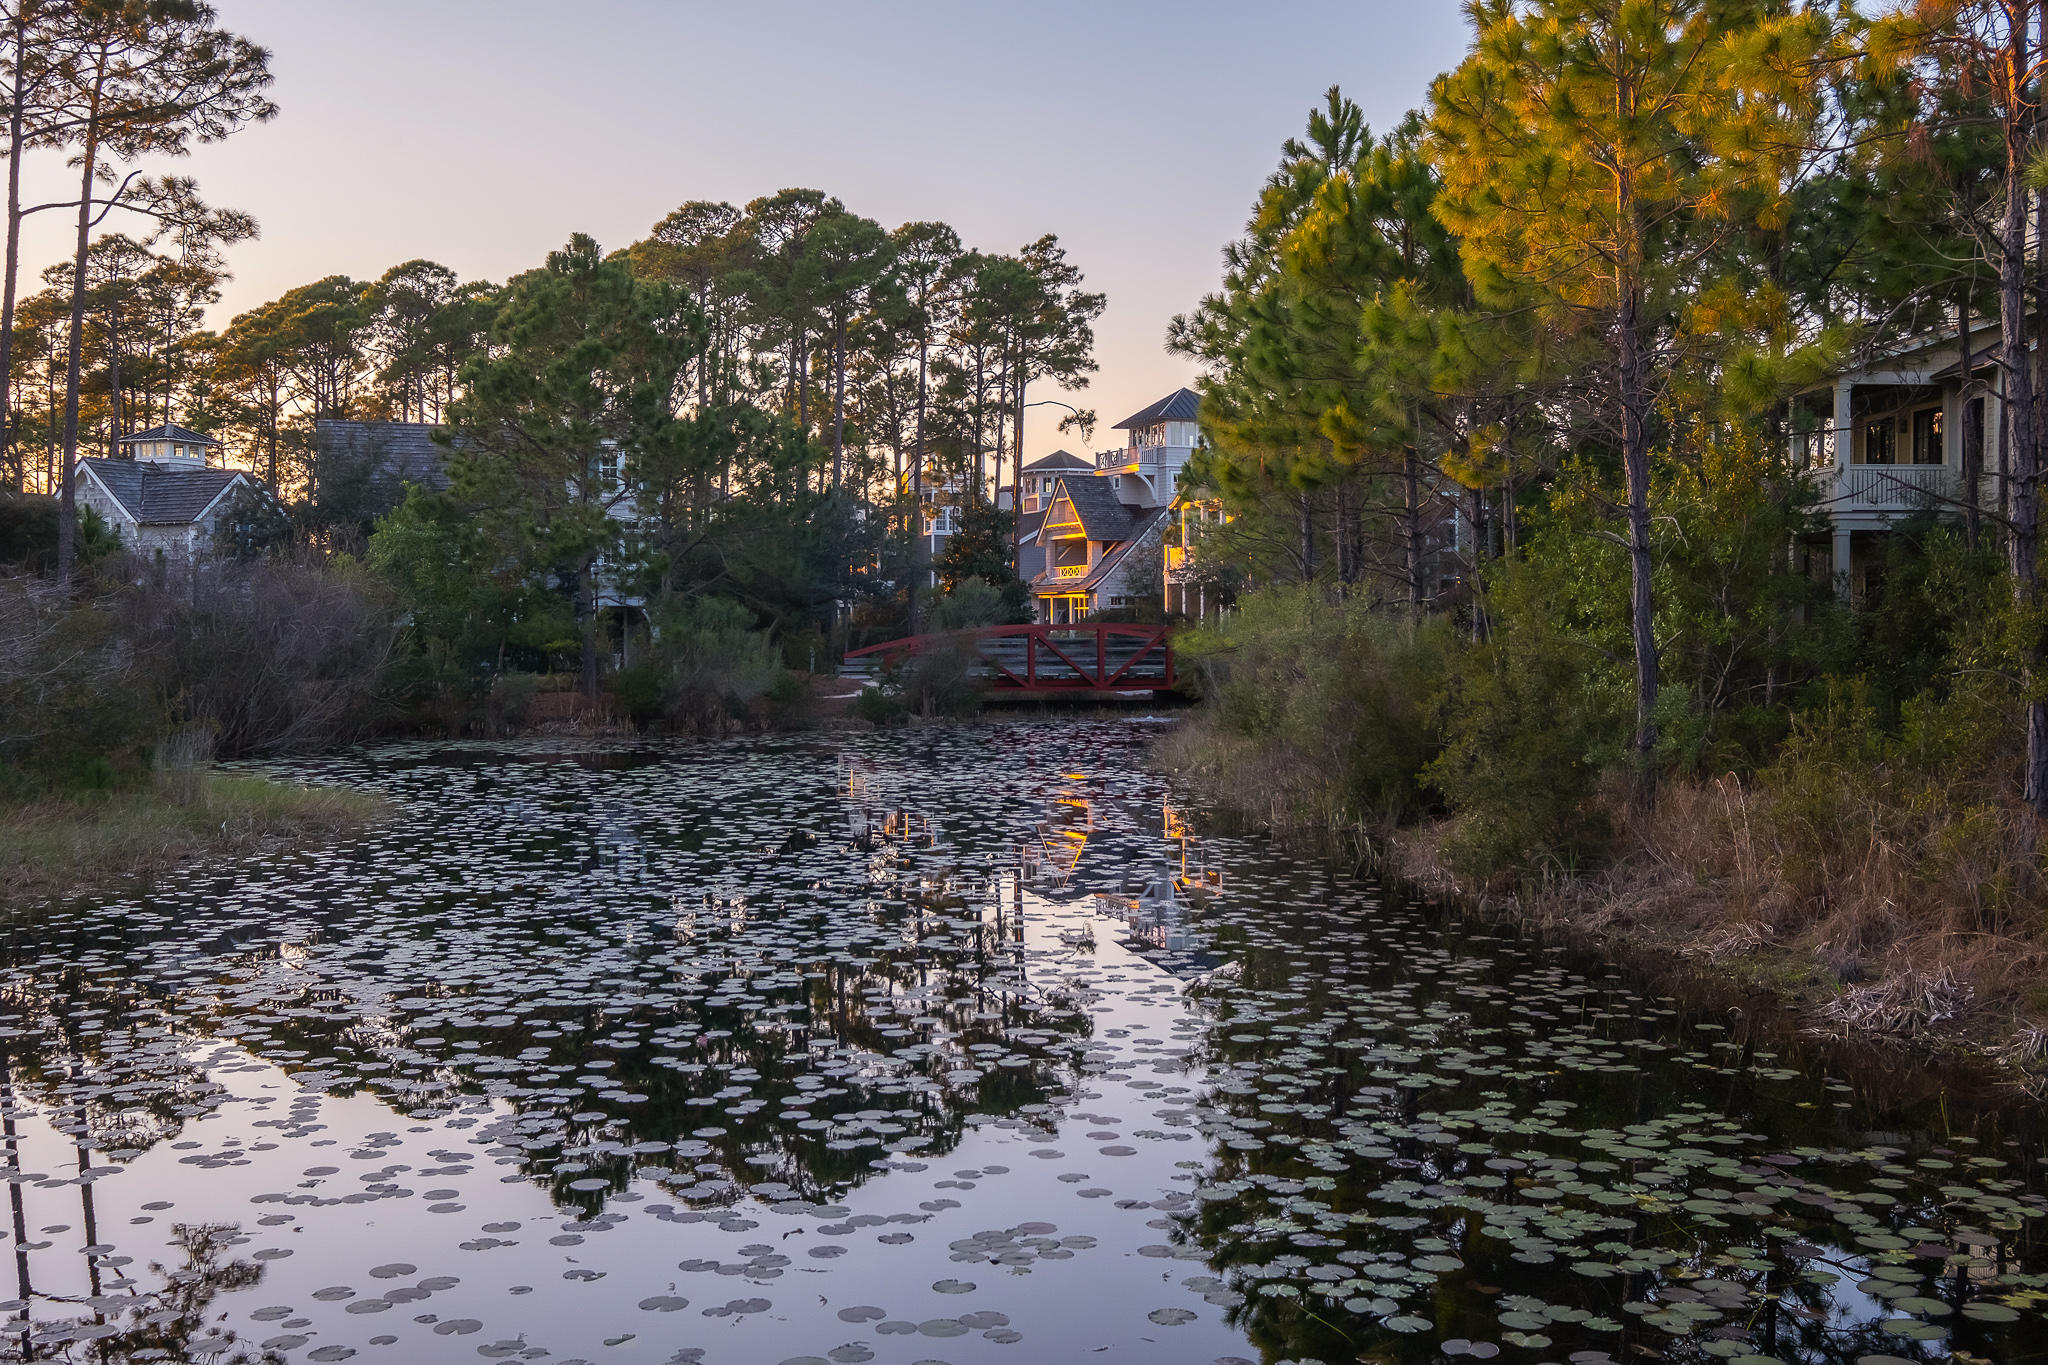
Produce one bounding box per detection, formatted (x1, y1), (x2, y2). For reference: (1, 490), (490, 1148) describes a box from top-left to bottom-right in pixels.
(1027, 388), (1197, 622)
(1096, 863), (1194, 952)
(1789, 327), (1998, 596)
(74, 424), (269, 560)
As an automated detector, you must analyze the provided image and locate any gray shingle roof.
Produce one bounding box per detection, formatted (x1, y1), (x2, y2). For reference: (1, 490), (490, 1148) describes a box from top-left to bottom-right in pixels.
(314, 420), (453, 500)
(79, 458), (244, 525)
(1031, 504), (1170, 592)
(116, 422), (220, 447)
(1112, 386), (1200, 431)
(1022, 448), (1095, 472)
(1045, 474), (1140, 543)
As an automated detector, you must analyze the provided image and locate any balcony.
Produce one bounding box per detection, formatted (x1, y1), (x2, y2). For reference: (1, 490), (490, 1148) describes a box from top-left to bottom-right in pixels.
(1826, 463), (1954, 513)
(1051, 563), (1090, 580)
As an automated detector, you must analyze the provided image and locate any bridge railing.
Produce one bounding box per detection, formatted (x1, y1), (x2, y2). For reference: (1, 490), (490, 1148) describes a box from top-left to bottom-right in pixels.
(845, 623), (1175, 693)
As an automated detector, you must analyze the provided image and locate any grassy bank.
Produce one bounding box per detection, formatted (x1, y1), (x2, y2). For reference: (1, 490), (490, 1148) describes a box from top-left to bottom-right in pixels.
(1159, 566), (2048, 1088)
(1170, 716), (2048, 1083)
(1, 772), (388, 913)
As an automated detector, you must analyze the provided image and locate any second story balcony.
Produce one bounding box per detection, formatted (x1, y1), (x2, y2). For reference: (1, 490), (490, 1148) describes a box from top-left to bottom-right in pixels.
(1832, 462), (1955, 512)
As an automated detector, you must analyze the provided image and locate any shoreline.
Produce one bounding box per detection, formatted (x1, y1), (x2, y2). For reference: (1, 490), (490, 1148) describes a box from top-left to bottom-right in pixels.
(1153, 740), (2048, 1097)
(1376, 815), (2048, 1095)
(1, 771), (389, 915)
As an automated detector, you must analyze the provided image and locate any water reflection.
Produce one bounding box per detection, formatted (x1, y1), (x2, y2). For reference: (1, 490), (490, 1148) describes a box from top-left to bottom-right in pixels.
(0, 725), (2041, 1364)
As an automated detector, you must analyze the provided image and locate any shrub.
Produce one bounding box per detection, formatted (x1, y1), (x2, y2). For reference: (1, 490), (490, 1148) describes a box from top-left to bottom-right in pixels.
(120, 555), (399, 757)
(893, 640), (984, 719)
(852, 685), (908, 726)
(625, 596), (784, 733)
(1163, 584), (1452, 833)
(0, 576), (162, 792)
(1426, 580), (1619, 880)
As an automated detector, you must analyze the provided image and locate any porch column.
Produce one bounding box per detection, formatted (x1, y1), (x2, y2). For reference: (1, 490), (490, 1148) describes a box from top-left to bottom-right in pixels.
(1832, 379), (1852, 466)
(1832, 527), (1852, 601)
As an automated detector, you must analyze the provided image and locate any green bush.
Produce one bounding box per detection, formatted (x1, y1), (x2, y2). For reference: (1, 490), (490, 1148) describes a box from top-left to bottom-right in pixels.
(1166, 584), (1453, 831)
(852, 685), (908, 726)
(624, 596), (785, 733)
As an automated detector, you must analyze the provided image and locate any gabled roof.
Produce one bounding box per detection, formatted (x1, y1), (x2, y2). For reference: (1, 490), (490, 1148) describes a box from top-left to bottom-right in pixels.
(1014, 508), (1047, 544)
(78, 458), (245, 525)
(1044, 474), (1141, 543)
(1022, 448), (1095, 473)
(1031, 504), (1172, 594)
(314, 419), (453, 498)
(117, 422), (219, 447)
(1113, 386), (1200, 431)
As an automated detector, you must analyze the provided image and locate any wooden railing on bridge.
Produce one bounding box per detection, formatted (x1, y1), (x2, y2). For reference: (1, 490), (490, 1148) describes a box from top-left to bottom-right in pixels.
(845, 623), (1175, 696)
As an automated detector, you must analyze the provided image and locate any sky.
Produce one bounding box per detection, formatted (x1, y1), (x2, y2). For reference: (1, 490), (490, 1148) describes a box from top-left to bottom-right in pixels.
(16, 0), (1474, 462)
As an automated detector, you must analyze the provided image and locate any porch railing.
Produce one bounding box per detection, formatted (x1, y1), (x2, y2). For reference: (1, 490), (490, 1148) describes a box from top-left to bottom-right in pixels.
(1833, 463), (1954, 510)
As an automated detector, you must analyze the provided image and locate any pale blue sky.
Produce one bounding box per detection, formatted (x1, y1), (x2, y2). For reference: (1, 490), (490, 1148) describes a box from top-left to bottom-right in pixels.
(19, 0), (1473, 457)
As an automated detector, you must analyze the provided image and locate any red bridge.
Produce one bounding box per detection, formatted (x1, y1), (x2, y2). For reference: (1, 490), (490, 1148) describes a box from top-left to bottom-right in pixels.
(845, 623), (1175, 696)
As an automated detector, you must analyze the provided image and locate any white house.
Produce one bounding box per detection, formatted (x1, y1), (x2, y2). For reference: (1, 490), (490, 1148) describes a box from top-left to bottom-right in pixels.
(1789, 325), (1998, 595)
(74, 423), (265, 560)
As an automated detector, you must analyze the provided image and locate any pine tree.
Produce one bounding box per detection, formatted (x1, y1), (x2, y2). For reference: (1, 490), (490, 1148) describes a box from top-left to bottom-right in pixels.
(445, 235), (696, 699)
(1428, 0), (1836, 808)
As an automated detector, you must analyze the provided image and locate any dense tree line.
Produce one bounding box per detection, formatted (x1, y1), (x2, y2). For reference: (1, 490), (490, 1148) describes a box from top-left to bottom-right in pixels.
(1174, 0), (2048, 835)
(0, 7), (1109, 724)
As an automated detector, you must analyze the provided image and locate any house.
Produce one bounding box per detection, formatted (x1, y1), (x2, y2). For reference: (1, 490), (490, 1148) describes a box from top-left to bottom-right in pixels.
(1017, 449), (1095, 514)
(73, 424), (267, 561)
(1014, 449), (1096, 584)
(897, 458), (978, 581)
(1026, 387), (1199, 621)
(1788, 325), (1998, 596)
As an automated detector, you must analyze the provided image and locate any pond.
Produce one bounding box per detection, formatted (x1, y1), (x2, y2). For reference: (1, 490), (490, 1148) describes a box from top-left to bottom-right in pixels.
(1, 720), (2044, 1365)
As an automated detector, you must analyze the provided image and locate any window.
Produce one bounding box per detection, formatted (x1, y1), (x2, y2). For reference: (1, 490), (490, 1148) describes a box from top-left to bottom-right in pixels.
(1910, 407), (1944, 465)
(1863, 416), (1896, 465)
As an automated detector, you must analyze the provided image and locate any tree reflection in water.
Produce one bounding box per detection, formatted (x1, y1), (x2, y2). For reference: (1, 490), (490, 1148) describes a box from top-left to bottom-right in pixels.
(0, 727), (2041, 1365)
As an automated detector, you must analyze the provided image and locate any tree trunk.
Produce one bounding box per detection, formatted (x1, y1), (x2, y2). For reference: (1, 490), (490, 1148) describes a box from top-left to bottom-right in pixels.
(106, 304), (123, 454)
(0, 5), (28, 492)
(831, 313), (847, 489)
(1963, 286), (1982, 549)
(973, 344), (985, 503)
(1404, 441), (1424, 619)
(909, 333), (928, 635)
(55, 124), (100, 585)
(1468, 482), (1492, 643)
(2003, 8), (2048, 818)
(1297, 492), (1316, 581)
(580, 561), (600, 700)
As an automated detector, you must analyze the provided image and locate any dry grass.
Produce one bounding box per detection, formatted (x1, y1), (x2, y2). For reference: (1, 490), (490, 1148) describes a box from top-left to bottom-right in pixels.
(1393, 770), (2048, 1081)
(0, 771), (387, 913)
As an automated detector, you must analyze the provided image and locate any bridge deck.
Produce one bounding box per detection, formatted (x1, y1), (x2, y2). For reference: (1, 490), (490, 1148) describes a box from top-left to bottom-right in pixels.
(845, 624), (1175, 695)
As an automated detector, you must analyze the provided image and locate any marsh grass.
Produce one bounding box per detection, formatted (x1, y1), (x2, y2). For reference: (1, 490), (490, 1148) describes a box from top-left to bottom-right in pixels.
(1, 770), (387, 911)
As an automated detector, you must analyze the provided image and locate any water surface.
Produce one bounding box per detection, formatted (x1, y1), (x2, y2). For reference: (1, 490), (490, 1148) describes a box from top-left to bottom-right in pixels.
(1, 722), (2043, 1365)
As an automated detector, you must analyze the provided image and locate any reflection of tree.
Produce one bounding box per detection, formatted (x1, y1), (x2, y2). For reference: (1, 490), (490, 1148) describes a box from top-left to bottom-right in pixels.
(1170, 906), (2047, 1365)
(0, 795), (1089, 1231)
(12, 1222), (276, 1364)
